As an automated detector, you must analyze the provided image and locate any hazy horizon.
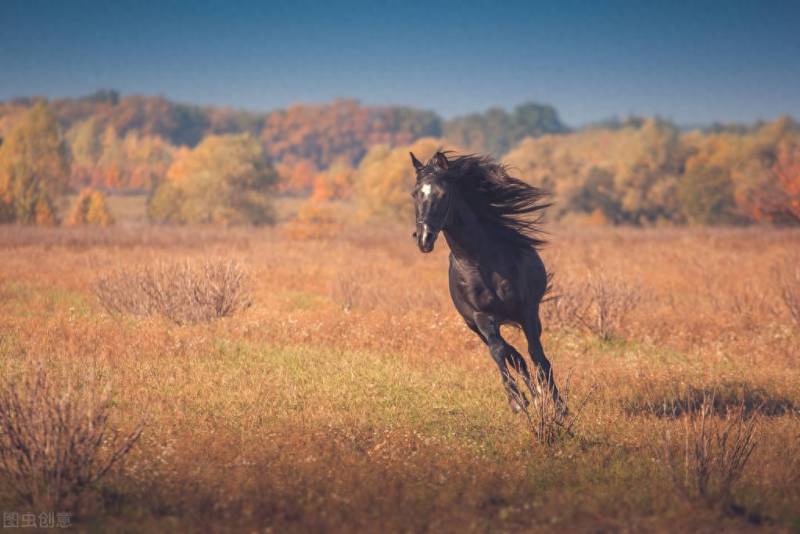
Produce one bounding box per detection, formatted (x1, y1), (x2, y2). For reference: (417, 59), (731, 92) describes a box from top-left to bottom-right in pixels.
(2, 0), (800, 125)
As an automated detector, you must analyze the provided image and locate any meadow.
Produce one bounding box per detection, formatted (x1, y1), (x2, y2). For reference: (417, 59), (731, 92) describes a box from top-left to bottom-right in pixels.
(0, 212), (799, 532)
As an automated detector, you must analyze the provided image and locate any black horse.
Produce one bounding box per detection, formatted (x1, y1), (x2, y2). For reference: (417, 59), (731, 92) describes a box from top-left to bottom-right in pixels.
(411, 150), (565, 414)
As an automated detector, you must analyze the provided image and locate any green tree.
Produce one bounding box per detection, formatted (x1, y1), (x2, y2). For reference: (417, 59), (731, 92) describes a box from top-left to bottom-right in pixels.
(148, 134), (277, 225)
(444, 102), (568, 156)
(0, 101), (69, 224)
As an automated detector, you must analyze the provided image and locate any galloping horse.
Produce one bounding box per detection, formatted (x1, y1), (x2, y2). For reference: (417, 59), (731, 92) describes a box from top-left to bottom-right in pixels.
(410, 150), (565, 413)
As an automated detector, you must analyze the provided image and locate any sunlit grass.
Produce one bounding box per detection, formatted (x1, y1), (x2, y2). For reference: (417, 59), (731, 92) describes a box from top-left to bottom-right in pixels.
(0, 224), (798, 530)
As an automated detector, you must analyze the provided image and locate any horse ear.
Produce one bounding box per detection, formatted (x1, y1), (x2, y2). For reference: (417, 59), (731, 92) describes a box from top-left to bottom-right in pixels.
(433, 151), (449, 170)
(410, 152), (424, 172)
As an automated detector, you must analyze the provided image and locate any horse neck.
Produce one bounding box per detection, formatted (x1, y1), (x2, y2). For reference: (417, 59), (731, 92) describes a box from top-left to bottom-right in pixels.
(442, 195), (491, 261)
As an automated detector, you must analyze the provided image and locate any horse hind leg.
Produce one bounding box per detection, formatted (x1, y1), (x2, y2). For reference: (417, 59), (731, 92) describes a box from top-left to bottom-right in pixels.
(473, 314), (530, 414)
(504, 343), (541, 403)
(523, 313), (567, 414)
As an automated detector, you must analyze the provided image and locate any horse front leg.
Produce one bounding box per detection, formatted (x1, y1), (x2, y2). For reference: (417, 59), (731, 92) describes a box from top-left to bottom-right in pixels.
(473, 314), (529, 414)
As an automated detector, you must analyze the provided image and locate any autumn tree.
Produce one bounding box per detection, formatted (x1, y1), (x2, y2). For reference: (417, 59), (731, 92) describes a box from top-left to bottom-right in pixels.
(772, 136), (800, 221)
(148, 133), (277, 225)
(65, 117), (175, 193)
(678, 165), (736, 224)
(310, 158), (354, 202)
(260, 99), (442, 168)
(732, 117), (800, 223)
(66, 188), (115, 226)
(504, 119), (684, 224)
(120, 132), (175, 191)
(0, 101), (69, 224)
(66, 117), (102, 188)
(276, 158), (318, 194)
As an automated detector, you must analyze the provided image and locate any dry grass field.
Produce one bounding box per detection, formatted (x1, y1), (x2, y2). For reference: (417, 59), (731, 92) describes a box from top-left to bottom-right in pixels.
(0, 218), (799, 532)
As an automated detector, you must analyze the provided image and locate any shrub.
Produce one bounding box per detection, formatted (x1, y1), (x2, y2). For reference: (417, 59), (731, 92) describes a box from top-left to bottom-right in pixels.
(544, 272), (642, 340)
(662, 394), (759, 510)
(0, 367), (143, 511)
(94, 259), (252, 324)
(526, 372), (594, 447)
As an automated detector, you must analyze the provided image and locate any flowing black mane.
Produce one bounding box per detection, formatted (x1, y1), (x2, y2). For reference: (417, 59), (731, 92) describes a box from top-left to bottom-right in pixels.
(442, 152), (550, 250)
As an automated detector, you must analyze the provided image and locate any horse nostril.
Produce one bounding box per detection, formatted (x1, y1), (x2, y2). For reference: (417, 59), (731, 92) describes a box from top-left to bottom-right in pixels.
(412, 231), (418, 239)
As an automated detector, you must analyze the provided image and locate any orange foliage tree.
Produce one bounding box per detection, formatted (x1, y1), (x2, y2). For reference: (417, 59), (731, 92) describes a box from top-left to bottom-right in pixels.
(732, 118), (800, 223)
(276, 158), (318, 195)
(261, 99), (441, 169)
(310, 159), (354, 203)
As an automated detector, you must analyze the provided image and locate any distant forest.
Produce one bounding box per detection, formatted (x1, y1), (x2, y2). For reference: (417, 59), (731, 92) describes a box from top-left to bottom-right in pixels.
(0, 90), (566, 166)
(1, 90), (798, 226)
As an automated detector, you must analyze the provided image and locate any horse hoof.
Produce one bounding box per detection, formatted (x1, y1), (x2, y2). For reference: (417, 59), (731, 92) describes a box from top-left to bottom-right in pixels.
(508, 394), (530, 414)
(509, 400), (523, 414)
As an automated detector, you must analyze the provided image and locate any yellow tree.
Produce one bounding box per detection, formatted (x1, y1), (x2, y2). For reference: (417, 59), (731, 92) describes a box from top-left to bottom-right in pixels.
(97, 126), (124, 190)
(0, 101), (69, 224)
(148, 134), (277, 225)
(504, 120), (685, 224)
(66, 117), (102, 188)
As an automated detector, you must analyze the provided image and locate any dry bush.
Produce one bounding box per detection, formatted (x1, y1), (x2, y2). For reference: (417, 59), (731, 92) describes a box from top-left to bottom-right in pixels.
(662, 394), (760, 510)
(330, 272), (367, 312)
(94, 259), (252, 324)
(526, 371), (595, 447)
(0, 367), (143, 511)
(544, 272), (642, 340)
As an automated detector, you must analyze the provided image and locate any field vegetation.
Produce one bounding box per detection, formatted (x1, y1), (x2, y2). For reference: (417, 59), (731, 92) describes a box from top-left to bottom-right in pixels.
(0, 219), (798, 531)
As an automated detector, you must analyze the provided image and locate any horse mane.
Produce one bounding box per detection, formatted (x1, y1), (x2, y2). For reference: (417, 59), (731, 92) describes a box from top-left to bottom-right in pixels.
(433, 151), (551, 250)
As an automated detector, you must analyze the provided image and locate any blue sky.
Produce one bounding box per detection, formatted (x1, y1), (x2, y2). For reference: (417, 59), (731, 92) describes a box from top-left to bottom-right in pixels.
(1, 0), (799, 125)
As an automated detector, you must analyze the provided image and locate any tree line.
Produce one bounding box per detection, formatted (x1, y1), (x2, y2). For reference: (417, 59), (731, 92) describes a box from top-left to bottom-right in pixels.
(0, 93), (797, 227)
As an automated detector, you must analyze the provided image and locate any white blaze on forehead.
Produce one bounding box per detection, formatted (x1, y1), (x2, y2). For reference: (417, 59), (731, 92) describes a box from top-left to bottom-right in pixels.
(420, 183), (432, 197)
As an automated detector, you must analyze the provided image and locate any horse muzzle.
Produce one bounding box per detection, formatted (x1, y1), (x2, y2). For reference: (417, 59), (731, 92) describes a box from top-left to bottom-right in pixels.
(416, 224), (437, 253)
